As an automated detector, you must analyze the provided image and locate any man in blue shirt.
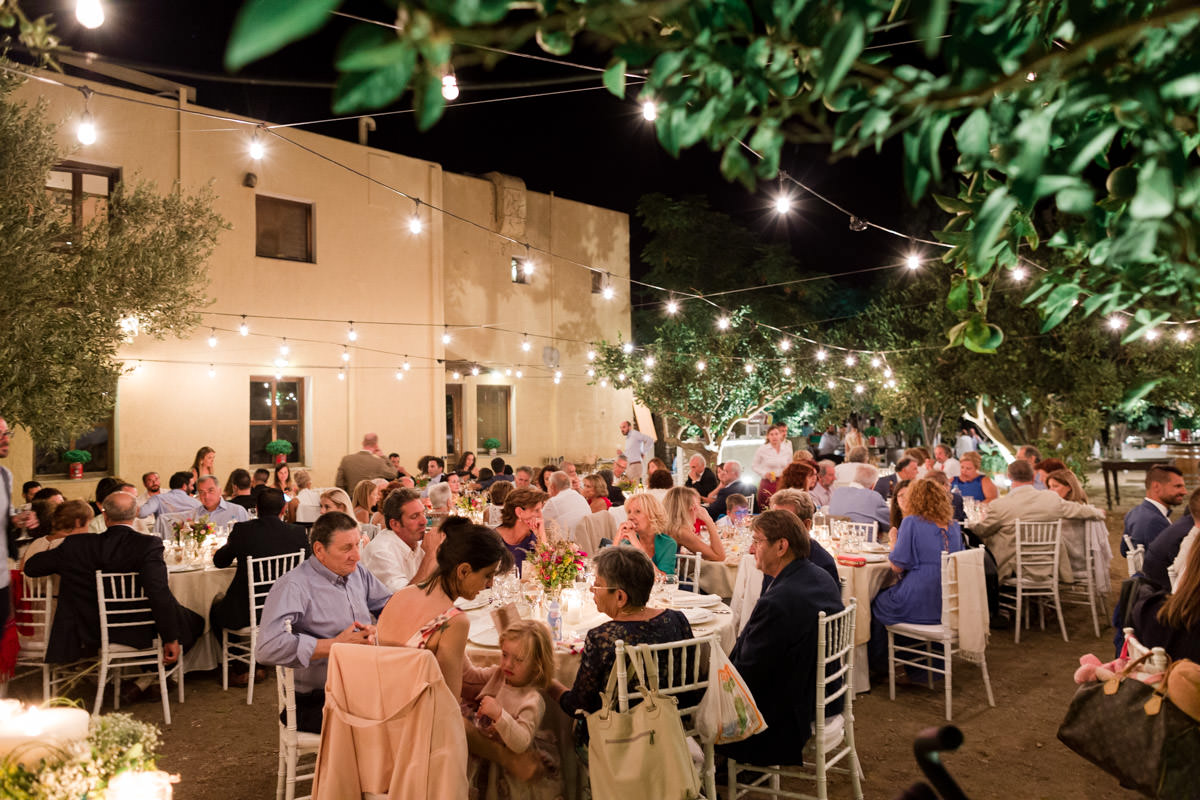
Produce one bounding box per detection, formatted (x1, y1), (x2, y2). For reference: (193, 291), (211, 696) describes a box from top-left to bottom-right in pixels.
(137, 471), (203, 519)
(256, 511), (392, 732)
(1122, 465), (1187, 556)
(195, 474), (250, 526)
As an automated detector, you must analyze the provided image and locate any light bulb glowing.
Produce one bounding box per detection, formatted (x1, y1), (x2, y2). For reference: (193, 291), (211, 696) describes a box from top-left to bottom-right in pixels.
(515, 370), (523, 378)
(554, 370), (562, 379)
(554, 376), (561, 384)
(274, 357), (288, 368)
(134, 360), (143, 373)
(1011, 266), (1027, 281)
(696, 360), (706, 371)
(505, 369), (513, 377)
(471, 366), (480, 376)
(207, 329), (217, 348)
(249, 132), (264, 160)
(279, 339), (289, 356)
(780, 339), (791, 351)
(338, 368), (345, 381)
(906, 254), (920, 270)
(602, 285), (615, 300)
(1175, 328), (1191, 342)
(586, 368), (595, 377)
(521, 339), (532, 352)
(826, 379), (836, 389)
(347, 323), (357, 341)
(744, 363), (754, 374)
(642, 373), (652, 382)
(77, 112), (97, 145)
(1107, 316), (1125, 331)
(644, 356), (655, 368)
(773, 194), (791, 214)
(522, 259), (534, 276)
(442, 329), (452, 344)
(717, 316), (730, 330)
(587, 350), (596, 361)
(341, 348), (350, 362)
(617, 372), (626, 382)
(783, 366), (793, 377)
(1145, 328), (1160, 341)
(600, 379), (608, 387)
(442, 74), (460, 101)
(816, 349), (827, 362)
(239, 316), (249, 336)
(76, 0), (105, 28)
(870, 356), (881, 368)
(396, 370), (404, 380)
(883, 367), (893, 378)
(452, 371), (461, 380)
(622, 343), (634, 355)
(402, 359), (411, 371)
(641, 100), (657, 121)
(855, 384), (865, 394)
(408, 214), (423, 234)
(665, 300), (678, 315)
(845, 354), (856, 366)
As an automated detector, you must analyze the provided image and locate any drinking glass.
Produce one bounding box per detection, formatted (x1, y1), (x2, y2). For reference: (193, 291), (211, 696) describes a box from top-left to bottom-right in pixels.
(662, 574), (679, 605)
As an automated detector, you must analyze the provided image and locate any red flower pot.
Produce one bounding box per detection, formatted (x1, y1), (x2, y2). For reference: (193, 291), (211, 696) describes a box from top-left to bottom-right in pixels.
(275, 453), (287, 465)
(68, 462), (83, 479)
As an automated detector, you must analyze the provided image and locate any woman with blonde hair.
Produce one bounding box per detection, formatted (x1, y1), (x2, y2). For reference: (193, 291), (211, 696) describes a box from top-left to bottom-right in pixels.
(351, 479), (379, 525)
(950, 451), (997, 502)
(581, 474), (611, 513)
(662, 486), (726, 562)
(614, 492), (677, 574)
(319, 488), (354, 515)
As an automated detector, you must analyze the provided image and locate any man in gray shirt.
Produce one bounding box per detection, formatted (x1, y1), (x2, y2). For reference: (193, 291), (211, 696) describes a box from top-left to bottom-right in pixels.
(618, 420), (654, 481)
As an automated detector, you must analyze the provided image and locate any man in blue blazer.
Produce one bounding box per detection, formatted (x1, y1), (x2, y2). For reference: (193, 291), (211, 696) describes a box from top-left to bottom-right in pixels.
(1121, 465), (1187, 556)
(717, 511), (844, 766)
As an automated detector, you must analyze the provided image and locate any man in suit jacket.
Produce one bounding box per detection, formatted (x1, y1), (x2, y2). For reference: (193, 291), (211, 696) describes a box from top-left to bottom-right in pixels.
(717, 510), (843, 766)
(334, 432), (398, 493)
(972, 460), (1104, 580)
(683, 454), (718, 498)
(1143, 507), (1195, 589)
(1121, 465), (1188, 556)
(24, 491), (203, 666)
(873, 457), (919, 501)
(706, 461), (757, 519)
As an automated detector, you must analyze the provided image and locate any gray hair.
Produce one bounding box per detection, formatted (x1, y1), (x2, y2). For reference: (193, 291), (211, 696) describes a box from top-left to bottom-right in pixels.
(847, 446), (869, 463)
(102, 491), (137, 522)
(196, 474), (220, 490)
(548, 471), (571, 492)
(817, 459), (836, 477)
(689, 453), (707, 468)
(594, 546), (655, 608)
(770, 488), (816, 521)
(854, 463), (879, 487)
(428, 482), (452, 509)
(724, 460), (743, 478)
(293, 469), (312, 489)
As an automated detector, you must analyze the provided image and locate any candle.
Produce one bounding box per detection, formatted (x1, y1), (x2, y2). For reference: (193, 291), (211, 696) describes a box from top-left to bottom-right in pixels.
(107, 770), (176, 799)
(0, 700), (90, 769)
(561, 589), (583, 626)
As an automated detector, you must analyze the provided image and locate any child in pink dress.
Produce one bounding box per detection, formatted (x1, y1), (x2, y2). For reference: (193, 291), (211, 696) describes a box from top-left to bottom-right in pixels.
(467, 620), (563, 800)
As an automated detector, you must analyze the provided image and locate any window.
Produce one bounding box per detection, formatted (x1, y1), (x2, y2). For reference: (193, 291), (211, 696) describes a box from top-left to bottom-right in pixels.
(256, 195), (314, 262)
(250, 377), (305, 464)
(477, 385), (511, 453)
(510, 257), (529, 284)
(35, 416), (114, 477)
(591, 270), (603, 294)
(46, 161), (121, 240)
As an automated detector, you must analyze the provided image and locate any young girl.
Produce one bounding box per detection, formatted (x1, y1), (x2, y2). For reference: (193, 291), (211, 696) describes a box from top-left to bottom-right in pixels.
(467, 620), (563, 800)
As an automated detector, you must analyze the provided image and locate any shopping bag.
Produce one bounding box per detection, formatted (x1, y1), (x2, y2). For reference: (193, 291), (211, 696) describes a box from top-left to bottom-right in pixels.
(587, 647), (701, 800)
(1058, 654), (1200, 798)
(696, 643), (767, 744)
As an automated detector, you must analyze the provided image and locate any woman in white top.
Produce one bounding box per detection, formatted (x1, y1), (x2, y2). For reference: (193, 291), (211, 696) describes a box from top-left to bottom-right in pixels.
(752, 423), (792, 508)
(842, 423), (866, 452)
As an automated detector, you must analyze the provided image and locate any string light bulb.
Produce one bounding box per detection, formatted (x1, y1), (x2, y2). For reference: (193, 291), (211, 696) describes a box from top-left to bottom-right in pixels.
(207, 329), (217, 348)
(279, 338), (289, 356)
(1107, 316), (1125, 331)
(522, 246), (534, 276)
(855, 384), (865, 394)
(883, 367), (893, 378)
(845, 354), (856, 367)
(408, 199), (423, 234)
(783, 366), (793, 377)
(554, 370), (562, 379)
(505, 368), (513, 377)
(341, 347), (350, 362)
(641, 100), (657, 121)
(696, 360), (706, 371)
(239, 316), (249, 336)
(600, 378), (608, 387)
(442, 327), (451, 345)
(76, 0), (105, 28)
(76, 89), (97, 145)
(586, 368), (595, 377)
(665, 299), (679, 315)
(826, 379), (836, 389)
(347, 322), (358, 341)
(1145, 328), (1160, 341)
(642, 373), (652, 382)
(338, 368), (345, 381)
(622, 342), (633, 354)
(816, 349), (827, 362)
(515, 369), (523, 378)
(617, 372), (626, 382)
(402, 358), (411, 371)
(905, 253), (921, 270)
(870, 356), (881, 368)
(601, 275), (615, 300)
(208, 364), (216, 379)
(1011, 266), (1027, 281)
(521, 336), (532, 352)
(744, 363), (754, 374)
(441, 73), (460, 101)
(587, 350), (596, 361)
(773, 194), (792, 214)
(1175, 328), (1191, 343)
(716, 316), (730, 331)
(779, 338), (791, 351)
(395, 369), (404, 380)
(249, 128), (265, 160)
(644, 356), (655, 368)
(471, 365), (480, 376)
(452, 371), (461, 380)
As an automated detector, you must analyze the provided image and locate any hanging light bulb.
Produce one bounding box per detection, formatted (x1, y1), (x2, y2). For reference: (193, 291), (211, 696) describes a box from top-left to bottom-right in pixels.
(1175, 328), (1191, 343)
(587, 350), (596, 361)
(845, 354), (856, 367)
(471, 365), (480, 376)
(521, 336), (532, 352)
(133, 360), (144, 373)
(586, 368), (595, 377)
(622, 342), (634, 354)
(208, 364), (216, 379)
(341, 347), (350, 362)
(665, 299), (679, 315)
(826, 379), (836, 389)
(274, 357), (288, 368)
(744, 363), (754, 374)
(617, 372), (626, 381)
(249, 128), (265, 160)
(279, 338), (289, 356)
(554, 370), (562, 379)
(395, 369), (404, 380)
(402, 358), (411, 371)
(347, 322), (358, 341)
(641, 100), (657, 121)
(515, 369), (523, 379)
(1145, 328), (1160, 341)
(441, 73), (460, 101)
(716, 316), (730, 331)
(239, 316), (249, 336)
(77, 100), (97, 146)
(696, 360), (706, 371)
(76, 0), (105, 28)
(602, 283), (615, 300)
(773, 194), (792, 214)
(452, 371), (461, 380)
(408, 199), (423, 234)
(442, 328), (452, 345)
(870, 356), (881, 368)
(783, 366), (793, 377)
(338, 368), (346, 381)
(275, 371), (283, 380)
(883, 367), (893, 378)
(207, 329), (217, 348)
(644, 356), (655, 368)
(855, 384), (865, 394)
(554, 376), (561, 385)
(1107, 316), (1125, 331)
(1011, 266), (1027, 281)
(816, 349), (827, 362)
(779, 338), (791, 351)
(522, 246), (535, 276)
(905, 253), (920, 270)
(506, 368), (513, 377)
(642, 373), (652, 382)
(600, 379), (608, 387)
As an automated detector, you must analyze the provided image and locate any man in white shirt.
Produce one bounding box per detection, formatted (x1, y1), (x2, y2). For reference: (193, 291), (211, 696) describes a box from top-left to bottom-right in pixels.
(360, 488), (442, 591)
(817, 425), (841, 458)
(542, 471), (591, 538)
(933, 444), (961, 480)
(137, 471), (161, 506)
(618, 420), (654, 481)
(195, 474), (250, 526)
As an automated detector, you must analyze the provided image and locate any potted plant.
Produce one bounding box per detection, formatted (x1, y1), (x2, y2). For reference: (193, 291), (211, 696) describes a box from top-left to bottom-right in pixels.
(864, 426), (882, 447)
(265, 439), (293, 465)
(483, 437), (501, 456)
(62, 449), (92, 479)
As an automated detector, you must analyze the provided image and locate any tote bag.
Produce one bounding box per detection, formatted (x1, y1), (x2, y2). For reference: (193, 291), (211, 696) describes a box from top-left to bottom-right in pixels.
(696, 643), (767, 744)
(586, 647), (701, 800)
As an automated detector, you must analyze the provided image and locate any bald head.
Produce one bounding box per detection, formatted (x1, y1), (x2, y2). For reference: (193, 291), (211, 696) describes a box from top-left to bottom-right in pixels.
(362, 433), (379, 449)
(102, 491), (138, 523)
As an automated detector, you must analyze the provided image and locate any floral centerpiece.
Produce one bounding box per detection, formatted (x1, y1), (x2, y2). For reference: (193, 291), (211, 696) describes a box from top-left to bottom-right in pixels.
(455, 493), (483, 514)
(265, 439), (293, 465)
(527, 539), (586, 595)
(171, 516), (214, 546)
(0, 709), (167, 799)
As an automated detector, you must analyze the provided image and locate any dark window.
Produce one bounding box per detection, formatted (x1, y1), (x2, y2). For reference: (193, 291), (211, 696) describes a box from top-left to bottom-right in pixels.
(35, 416), (114, 477)
(510, 257), (529, 284)
(591, 270), (603, 294)
(256, 196), (314, 262)
(477, 385), (511, 453)
(250, 376), (305, 464)
(46, 161), (121, 242)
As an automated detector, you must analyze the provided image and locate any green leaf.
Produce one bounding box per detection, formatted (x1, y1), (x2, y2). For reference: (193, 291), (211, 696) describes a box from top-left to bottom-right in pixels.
(934, 193), (971, 214)
(1120, 378), (1165, 412)
(955, 108), (990, 158)
(413, 70), (445, 131)
(1038, 283), (1081, 332)
(225, 0), (342, 71)
(819, 12), (864, 97)
(748, 120), (783, 178)
(336, 24), (407, 72)
(947, 275), (970, 312)
(1130, 162), (1175, 219)
(1055, 185), (1095, 214)
(967, 187), (1016, 277)
(963, 315), (1004, 353)
(603, 59), (627, 98)
(913, 0), (952, 58)
(1121, 309), (1171, 344)
(535, 27), (573, 56)
(1160, 73), (1200, 99)
(720, 139), (755, 190)
(331, 46), (417, 113)
(1067, 123), (1118, 173)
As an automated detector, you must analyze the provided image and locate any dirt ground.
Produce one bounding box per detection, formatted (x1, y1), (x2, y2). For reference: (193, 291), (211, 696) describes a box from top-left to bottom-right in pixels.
(7, 474), (1152, 800)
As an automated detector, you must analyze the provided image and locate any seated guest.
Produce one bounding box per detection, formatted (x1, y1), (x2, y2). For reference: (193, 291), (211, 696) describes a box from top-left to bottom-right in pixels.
(547, 547), (692, 735)
(1130, 538), (1200, 661)
(209, 488), (308, 686)
(487, 480), (514, 508)
(581, 474), (611, 513)
(542, 471), (590, 537)
(428, 482), (453, 517)
(1046, 468), (1087, 502)
(663, 486), (726, 562)
(874, 457), (918, 502)
(923, 470), (965, 524)
(480, 457), (513, 489)
(226, 469), (256, 510)
(683, 454), (718, 498)
(137, 472), (160, 505)
(717, 493), (751, 528)
(21, 499), (93, 569)
(534, 465), (554, 493)
(950, 452), (997, 503)
(454, 451), (479, 479)
(195, 474), (250, 526)
(256, 511), (392, 732)
(833, 445), (872, 487)
(251, 468), (271, 499)
(22, 480), (42, 504)
(868, 478), (963, 672)
(886, 479), (914, 548)
(933, 444), (960, 480)
(706, 461), (756, 519)
(287, 469), (323, 524)
(645, 457), (670, 477)
(361, 488), (441, 591)
(494, 487), (549, 576)
(600, 467), (625, 508)
(24, 491), (204, 673)
(779, 461), (817, 493)
(473, 468), (495, 491)
(137, 471), (203, 518)
(972, 459), (1103, 580)
(810, 460), (837, 508)
(318, 488), (354, 516)
(86, 480), (149, 535)
(1033, 458), (1067, 489)
(273, 463), (297, 500)
(646, 469), (675, 491)
(716, 510), (843, 765)
(615, 493), (678, 574)
(1143, 487), (1200, 589)
(558, 460), (582, 492)
(1122, 465), (1187, 556)
(606, 458), (629, 506)
(767, 489), (839, 586)
(828, 463), (891, 533)
(352, 479), (380, 525)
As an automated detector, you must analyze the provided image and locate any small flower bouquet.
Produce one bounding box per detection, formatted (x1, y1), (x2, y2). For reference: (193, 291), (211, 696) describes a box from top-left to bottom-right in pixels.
(455, 494), (483, 514)
(527, 539), (586, 593)
(171, 515), (214, 545)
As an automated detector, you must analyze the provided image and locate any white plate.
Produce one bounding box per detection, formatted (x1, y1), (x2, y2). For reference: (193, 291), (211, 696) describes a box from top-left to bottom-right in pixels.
(671, 593), (722, 609)
(455, 591), (491, 611)
(681, 607), (715, 626)
(861, 553), (889, 563)
(168, 565), (203, 573)
(861, 542), (890, 554)
(469, 627), (499, 647)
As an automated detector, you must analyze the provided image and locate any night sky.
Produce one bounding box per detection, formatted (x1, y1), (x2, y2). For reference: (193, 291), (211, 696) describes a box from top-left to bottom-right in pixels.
(22, 0), (922, 298)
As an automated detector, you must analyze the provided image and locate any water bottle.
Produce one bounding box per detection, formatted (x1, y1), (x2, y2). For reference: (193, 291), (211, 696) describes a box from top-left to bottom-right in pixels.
(546, 599), (563, 642)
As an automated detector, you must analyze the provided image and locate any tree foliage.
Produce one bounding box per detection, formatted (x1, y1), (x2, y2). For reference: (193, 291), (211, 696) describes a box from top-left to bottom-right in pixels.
(214, 0), (1200, 348)
(0, 67), (227, 445)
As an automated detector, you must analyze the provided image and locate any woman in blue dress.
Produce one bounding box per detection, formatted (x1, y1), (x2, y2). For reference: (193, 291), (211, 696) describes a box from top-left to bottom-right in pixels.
(869, 478), (964, 676)
(949, 451), (997, 503)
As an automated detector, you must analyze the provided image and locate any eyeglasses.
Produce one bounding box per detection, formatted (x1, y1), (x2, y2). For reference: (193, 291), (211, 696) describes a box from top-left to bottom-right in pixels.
(591, 585), (618, 593)
(750, 535), (771, 546)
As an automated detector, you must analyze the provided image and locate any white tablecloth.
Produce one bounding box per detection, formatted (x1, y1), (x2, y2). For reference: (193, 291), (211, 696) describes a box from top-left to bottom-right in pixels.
(836, 560), (897, 694)
(168, 565), (235, 672)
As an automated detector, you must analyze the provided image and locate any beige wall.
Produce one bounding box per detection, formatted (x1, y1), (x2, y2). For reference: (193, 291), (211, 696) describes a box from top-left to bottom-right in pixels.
(5, 74), (631, 498)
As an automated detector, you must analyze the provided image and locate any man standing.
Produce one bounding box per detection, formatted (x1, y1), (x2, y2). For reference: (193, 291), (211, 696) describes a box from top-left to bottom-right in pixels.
(717, 510), (843, 766)
(684, 454), (718, 498)
(195, 474), (250, 526)
(0, 417), (36, 623)
(933, 444), (961, 480)
(334, 433), (398, 493)
(256, 511), (391, 732)
(973, 459), (1105, 579)
(874, 457), (919, 501)
(542, 471), (591, 536)
(137, 471), (203, 519)
(25, 492), (203, 668)
(210, 488), (308, 686)
(1122, 464), (1188, 556)
(810, 460), (836, 507)
(617, 420), (654, 481)
(360, 489), (441, 590)
(955, 428), (978, 459)
(137, 472), (161, 506)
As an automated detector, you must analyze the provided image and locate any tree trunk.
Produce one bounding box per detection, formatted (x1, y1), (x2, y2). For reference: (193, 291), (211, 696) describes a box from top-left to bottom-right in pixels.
(919, 412), (944, 451)
(964, 395), (1016, 461)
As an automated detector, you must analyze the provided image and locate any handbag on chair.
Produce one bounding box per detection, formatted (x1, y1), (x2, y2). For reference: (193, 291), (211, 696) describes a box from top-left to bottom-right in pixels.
(1058, 653), (1200, 798)
(586, 647), (701, 800)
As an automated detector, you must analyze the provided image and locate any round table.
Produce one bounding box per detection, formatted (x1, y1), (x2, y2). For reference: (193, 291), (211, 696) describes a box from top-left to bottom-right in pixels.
(835, 559), (896, 693)
(167, 565), (235, 672)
